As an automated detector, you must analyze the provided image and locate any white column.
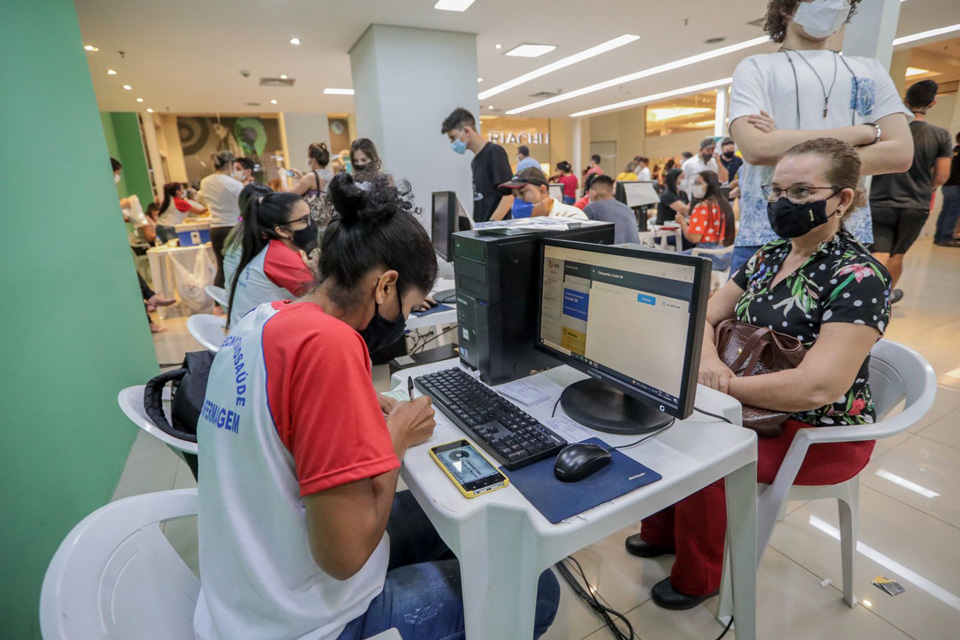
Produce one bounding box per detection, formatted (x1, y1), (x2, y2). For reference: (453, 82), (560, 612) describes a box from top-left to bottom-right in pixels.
(349, 25), (478, 231)
(572, 118), (584, 179)
(140, 111), (166, 194)
(842, 0), (902, 68)
(282, 112), (331, 173)
(714, 87), (728, 138)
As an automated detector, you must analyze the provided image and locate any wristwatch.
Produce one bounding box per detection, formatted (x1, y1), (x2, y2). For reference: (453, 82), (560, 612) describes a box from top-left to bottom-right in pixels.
(861, 122), (882, 147)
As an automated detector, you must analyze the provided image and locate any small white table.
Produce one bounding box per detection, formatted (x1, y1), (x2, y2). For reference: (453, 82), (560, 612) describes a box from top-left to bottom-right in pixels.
(392, 359), (758, 640)
(405, 278), (457, 332)
(146, 243), (216, 310)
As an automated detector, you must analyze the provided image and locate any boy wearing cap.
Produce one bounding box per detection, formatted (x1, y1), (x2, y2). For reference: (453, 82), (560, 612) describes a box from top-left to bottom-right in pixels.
(500, 167), (588, 220)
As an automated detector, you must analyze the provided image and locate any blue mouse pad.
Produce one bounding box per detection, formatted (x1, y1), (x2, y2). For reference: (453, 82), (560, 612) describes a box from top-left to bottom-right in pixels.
(501, 438), (662, 524)
(411, 303), (453, 317)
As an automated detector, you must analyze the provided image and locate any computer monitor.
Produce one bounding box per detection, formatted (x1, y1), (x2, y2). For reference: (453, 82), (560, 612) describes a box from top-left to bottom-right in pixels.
(432, 191), (471, 262)
(536, 239), (711, 434)
(615, 180), (660, 208)
(548, 183), (565, 201)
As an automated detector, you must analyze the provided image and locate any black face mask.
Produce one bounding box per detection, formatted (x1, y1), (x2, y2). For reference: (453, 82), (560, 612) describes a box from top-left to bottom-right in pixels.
(722, 151), (735, 159)
(359, 290), (406, 354)
(289, 219), (319, 255)
(701, 153), (712, 163)
(767, 195), (838, 239)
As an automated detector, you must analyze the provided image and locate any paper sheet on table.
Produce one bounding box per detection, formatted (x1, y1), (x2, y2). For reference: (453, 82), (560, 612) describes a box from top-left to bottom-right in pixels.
(545, 416), (592, 444)
(497, 380), (550, 407)
(382, 388), (410, 402)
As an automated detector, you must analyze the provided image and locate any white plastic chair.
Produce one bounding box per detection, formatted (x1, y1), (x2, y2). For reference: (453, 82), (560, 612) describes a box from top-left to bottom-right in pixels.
(203, 285), (229, 309)
(41, 489), (403, 640)
(718, 339), (936, 618)
(691, 244), (735, 292)
(187, 314), (226, 352)
(118, 385), (198, 457)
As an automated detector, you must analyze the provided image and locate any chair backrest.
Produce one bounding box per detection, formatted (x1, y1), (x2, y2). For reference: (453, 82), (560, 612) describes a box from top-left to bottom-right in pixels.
(868, 339), (936, 431)
(117, 385), (198, 454)
(41, 490), (200, 640)
(204, 285), (230, 308)
(187, 314), (226, 352)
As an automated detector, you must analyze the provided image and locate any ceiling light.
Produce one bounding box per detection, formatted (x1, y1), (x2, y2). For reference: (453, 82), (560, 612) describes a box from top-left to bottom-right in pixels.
(689, 119), (716, 128)
(568, 77), (732, 118)
(487, 105), (494, 110)
(508, 36), (768, 115)
(905, 66), (939, 77)
(270, 99), (278, 104)
(893, 23), (960, 46)
(84, 45), (98, 52)
(875, 469), (940, 498)
(324, 88), (355, 95)
(107, 69), (117, 75)
(434, 0), (476, 11)
(495, 43), (502, 49)
(505, 44), (557, 58)
(477, 77), (484, 83)
(289, 37), (300, 45)
(136, 98), (143, 103)
(146, 108), (154, 113)
(122, 85), (132, 90)
(480, 35), (639, 100)
(647, 106), (712, 121)
(280, 74), (288, 80)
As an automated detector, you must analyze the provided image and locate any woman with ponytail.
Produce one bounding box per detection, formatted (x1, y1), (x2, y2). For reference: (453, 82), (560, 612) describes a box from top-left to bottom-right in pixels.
(225, 190), (317, 326)
(156, 182), (205, 242)
(196, 172), (560, 640)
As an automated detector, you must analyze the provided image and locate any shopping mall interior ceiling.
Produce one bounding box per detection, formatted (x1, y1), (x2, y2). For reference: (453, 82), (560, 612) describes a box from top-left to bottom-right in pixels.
(77, 0), (960, 118)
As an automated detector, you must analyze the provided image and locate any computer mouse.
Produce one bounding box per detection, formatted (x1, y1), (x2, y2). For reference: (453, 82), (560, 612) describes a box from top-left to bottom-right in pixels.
(554, 443), (612, 482)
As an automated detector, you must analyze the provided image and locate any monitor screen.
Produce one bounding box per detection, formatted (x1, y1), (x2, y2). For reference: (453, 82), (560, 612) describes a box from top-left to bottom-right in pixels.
(548, 183), (564, 201)
(432, 192), (453, 261)
(620, 181), (660, 208)
(536, 239), (710, 418)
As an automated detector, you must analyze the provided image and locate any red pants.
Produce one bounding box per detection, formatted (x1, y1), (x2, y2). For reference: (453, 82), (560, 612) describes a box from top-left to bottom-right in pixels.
(640, 420), (875, 596)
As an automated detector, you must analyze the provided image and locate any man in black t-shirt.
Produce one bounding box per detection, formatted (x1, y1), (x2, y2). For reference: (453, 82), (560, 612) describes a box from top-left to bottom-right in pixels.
(870, 80), (953, 304)
(441, 107), (514, 222)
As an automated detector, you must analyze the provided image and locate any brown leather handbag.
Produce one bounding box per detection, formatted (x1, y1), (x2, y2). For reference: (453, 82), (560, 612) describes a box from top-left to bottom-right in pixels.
(715, 319), (807, 437)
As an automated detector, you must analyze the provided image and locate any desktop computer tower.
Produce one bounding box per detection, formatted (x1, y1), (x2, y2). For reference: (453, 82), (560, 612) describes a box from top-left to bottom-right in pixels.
(453, 222), (615, 385)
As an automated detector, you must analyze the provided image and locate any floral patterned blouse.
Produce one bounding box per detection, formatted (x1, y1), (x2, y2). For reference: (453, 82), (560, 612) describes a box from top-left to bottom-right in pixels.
(731, 227), (892, 426)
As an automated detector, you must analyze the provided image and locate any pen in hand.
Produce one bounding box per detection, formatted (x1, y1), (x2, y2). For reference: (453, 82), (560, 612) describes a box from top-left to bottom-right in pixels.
(407, 376), (414, 401)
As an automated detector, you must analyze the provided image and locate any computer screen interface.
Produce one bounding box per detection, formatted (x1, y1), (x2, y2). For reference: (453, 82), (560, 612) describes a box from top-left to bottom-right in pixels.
(537, 242), (703, 413)
(621, 181), (659, 208)
(432, 192), (452, 261)
(548, 183), (564, 200)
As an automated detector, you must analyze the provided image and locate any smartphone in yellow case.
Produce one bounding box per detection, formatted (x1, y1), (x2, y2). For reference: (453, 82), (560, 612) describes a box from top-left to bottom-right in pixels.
(429, 439), (509, 499)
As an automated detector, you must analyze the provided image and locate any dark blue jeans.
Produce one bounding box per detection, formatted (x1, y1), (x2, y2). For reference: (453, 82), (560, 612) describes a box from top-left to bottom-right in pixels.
(337, 491), (560, 640)
(935, 185), (960, 243)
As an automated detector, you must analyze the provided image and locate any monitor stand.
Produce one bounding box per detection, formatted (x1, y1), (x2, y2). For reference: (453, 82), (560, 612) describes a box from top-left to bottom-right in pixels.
(560, 379), (673, 435)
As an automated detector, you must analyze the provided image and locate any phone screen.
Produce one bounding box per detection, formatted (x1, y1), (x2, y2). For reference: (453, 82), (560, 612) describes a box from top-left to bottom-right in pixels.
(286, 169), (295, 177)
(433, 441), (503, 491)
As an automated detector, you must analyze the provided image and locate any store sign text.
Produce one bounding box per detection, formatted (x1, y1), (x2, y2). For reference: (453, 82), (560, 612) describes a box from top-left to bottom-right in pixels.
(487, 131), (550, 144)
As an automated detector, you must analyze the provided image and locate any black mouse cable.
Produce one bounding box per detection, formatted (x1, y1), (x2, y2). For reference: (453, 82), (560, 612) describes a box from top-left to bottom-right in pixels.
(609, 419), (675, 451)
(555, 556), (637, 640)
(693, 406), (734, 425)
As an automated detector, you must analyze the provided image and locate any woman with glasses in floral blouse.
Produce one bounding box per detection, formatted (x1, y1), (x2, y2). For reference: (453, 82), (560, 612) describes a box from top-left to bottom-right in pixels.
(625, 138), (892, 611)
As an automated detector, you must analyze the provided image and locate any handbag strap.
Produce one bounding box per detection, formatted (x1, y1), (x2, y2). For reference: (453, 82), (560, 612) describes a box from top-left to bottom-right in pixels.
(729, 327), (775, 373)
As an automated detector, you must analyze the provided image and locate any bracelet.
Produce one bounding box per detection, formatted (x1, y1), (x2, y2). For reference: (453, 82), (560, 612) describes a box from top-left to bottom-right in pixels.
(861, 122), (881, 147)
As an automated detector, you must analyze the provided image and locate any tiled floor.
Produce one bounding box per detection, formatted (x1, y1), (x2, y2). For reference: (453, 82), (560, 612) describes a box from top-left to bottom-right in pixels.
(116, 226), (960, 639)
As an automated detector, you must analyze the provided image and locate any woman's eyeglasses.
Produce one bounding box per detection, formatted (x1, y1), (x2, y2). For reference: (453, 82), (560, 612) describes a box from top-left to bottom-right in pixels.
(761, 184), (837, 203)
(284, 214), (311, 228)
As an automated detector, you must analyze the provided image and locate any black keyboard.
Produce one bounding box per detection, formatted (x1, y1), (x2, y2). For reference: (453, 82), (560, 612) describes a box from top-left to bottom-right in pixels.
(414, 367), (567, 470)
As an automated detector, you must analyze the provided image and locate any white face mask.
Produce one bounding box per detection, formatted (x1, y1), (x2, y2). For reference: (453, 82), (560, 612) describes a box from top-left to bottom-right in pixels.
(692, 184), (706, 200)
(114, 173), (121, 184)
(793, 0), (851, 39)
(231, 171), (245, 181)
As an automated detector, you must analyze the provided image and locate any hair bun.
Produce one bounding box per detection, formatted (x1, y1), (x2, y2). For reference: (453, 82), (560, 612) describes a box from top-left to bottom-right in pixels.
(329, 172), (404, 228)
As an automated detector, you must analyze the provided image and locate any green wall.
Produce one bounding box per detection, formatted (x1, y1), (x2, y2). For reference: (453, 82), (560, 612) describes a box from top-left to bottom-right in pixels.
(0, 1), (160, 637)
(101, 111), (154, 205)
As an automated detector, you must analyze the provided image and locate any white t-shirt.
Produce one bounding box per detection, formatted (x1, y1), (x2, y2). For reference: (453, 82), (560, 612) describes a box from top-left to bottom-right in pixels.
(680, 155), (720, 198)
(729, 50), (912, 248)
(637, 167), (652, 182)
(199, 173), (244, 228)
(548, 199), (589, 220)
(228, 240), (315, 326)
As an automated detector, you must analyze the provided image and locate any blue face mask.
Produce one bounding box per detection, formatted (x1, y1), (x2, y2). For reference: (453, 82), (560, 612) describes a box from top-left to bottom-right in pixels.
(511, 198), (534, 218)
(451, 136), (467, 155)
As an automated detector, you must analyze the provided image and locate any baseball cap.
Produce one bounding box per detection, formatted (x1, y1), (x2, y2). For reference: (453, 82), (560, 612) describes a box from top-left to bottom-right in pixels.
(700, 137), (716, 150)
(498, 167), (548, 195)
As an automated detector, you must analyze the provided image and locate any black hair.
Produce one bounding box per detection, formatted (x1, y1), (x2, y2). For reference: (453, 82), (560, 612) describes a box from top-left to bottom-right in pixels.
(441, 107), (476, 134)
(145, 202), (160, 221)
(518, 145), (530, 157)
(224, 183), (273, 255)
(693, 170), (736, 246)
(227, 191), (305, 324)
(319, 172), (437, 311)
(682, 151), (693, 159)
(664, 167), (682, 194)
(590, 174), (615, 192)
(308, 142), (330, 167)
(591, 154), (601, 164)
(557, 161), (572, 173)
(764, 0), (862, 43)
(159, 182), (182, 215)
(234, 157), (255, 172)
(350, 138), (382, 177)
(110, 157), (122, 172)
(905, 79), (938, 111)
(721, 137), (735, 147)
(664, 158), (676, 173)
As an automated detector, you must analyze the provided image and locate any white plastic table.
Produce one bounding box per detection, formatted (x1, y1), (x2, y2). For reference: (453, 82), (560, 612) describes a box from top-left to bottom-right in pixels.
(405, 277), (457, 332)
(392, 359), (757, 640)
(146, 243), (216, 314)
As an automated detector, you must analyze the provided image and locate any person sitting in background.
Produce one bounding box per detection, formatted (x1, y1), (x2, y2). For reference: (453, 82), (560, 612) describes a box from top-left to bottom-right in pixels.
(651, 163), (661, 183)
(232, 157), (256, 186)
(584, 175), (640, 244)
(718, 137), (742, 183)
(583, 154), (604, 193)
(634, 156), (652, 181)
(138, 202), (161, 245)
(157, 182), (206, 242)
(616, 161), (639, 182)
(516, 145), (540, 172)
(676, 170), (735, 271)
(226, 191), (317, 327)
(553, 161), (578, 205)
(200, 150), (245, 288)
(626, 138), (890, 610)
(656, 168), (689, 225)
(499, 167), (588, 220)
(935, 131), (960, 246)
(222, 184), (273, 300)
(661, 158), (676, 185)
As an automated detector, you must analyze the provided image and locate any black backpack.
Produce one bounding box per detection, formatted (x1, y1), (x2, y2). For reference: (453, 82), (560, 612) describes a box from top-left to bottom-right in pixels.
(143, 350), (215, 479)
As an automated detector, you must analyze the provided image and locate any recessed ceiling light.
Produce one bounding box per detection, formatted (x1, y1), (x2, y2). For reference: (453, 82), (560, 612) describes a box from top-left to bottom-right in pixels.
(289, 37), (301, 45)
(84, 45), (99, 52)
(495, 44), (502, 49)
(434, 0), (476, 11)
(505, 44), (557, 58)
(107, 69), (117, 75)
(648, 106), (713, 121)
(122, 85), (132, 90)
(508, 36), (767, 115)
(146, 108), (154, 113)
(324, 88), (355, 95)
(480, 34), (639, 100)
(270, 99), (278, 104)
(569, 77), (732, 118)
(136, 98), (144, 103)
(893, 23), (960, 46)
(477, 77), (484, 83)
(487, 105), (494, 110)
(905, 66), (937, 77)
(280, 74), (288, 80)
